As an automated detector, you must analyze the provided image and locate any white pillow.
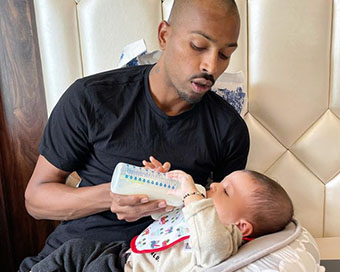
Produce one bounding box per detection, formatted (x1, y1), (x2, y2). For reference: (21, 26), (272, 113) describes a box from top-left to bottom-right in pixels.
(211, 71), (247, 117)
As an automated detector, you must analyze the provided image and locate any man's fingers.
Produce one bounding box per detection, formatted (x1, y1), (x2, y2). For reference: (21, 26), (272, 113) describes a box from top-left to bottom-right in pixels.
(110, 193), (170, 221)
(110, 193), (149, 206)
(112, 200), (168, 221)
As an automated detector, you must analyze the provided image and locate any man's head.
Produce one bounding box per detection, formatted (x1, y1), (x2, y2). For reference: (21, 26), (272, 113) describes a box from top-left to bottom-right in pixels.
(207, 170), (294, 238)
(157, 0), (240, 104)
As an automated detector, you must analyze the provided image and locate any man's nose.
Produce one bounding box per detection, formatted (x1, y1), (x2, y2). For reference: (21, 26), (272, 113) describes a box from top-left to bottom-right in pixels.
(200, 51), (218, 75)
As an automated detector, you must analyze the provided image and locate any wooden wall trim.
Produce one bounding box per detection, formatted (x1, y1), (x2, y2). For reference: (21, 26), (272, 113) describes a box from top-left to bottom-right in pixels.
(0, 94), (15, 272)
(0, 0), (59, 270)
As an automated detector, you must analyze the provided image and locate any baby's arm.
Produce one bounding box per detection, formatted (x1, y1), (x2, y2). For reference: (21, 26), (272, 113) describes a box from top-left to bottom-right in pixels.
(166, 170), (205, 205)
(184, 200), (242, 268)
(167, 170), (242, 269)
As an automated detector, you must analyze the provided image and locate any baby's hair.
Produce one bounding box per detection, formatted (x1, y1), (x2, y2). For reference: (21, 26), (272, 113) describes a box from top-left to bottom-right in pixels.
(243, 170), (294, 237)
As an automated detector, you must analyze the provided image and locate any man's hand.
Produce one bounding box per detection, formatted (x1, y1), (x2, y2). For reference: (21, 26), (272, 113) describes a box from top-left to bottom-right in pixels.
(110, 157), (172, 222)
(110, 193), (170, 222)
(142, 156), (171, 173)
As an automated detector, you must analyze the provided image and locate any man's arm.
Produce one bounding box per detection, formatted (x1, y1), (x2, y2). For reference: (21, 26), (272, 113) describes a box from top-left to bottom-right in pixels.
(25, 155), (112, 221)
(25, 155), (171, 221)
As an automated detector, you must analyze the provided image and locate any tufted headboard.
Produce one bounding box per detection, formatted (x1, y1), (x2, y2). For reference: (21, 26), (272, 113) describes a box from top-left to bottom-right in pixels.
(33, 0), (340, 259)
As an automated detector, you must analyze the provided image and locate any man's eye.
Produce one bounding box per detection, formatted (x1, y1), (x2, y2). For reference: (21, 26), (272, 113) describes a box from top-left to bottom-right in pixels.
(191, 43), (205, 51)
(219, 52), (229, 60)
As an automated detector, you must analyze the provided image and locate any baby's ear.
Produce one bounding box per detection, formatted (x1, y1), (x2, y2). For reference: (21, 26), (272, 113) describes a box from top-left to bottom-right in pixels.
(236, 219), (253, 237)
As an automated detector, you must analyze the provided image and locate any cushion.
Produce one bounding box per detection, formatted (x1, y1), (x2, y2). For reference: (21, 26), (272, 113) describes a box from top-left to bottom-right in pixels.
(207, 219), (325, 272)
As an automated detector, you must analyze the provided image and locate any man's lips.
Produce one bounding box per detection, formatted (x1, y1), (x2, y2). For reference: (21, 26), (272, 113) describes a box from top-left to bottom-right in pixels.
(191, 78), (213, 88)
(189, 74), (215, 94)
(191, 80), (212, 94)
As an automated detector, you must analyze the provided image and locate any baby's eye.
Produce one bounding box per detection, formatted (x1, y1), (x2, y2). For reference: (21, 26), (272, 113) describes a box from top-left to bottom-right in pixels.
(191, 42), (205, 51)
(224, 189), (229, 196)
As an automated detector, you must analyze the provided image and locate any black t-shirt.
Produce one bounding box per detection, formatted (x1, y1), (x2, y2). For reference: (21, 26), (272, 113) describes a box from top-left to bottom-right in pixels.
(39, 64), (249, 246)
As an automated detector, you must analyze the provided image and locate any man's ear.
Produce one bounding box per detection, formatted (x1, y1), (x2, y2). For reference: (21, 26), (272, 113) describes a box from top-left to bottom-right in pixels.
(158, 20), (171, 50)
(236, 219), (253, 237)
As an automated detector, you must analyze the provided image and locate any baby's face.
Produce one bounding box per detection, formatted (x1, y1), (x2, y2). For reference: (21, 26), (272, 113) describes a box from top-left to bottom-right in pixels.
(207, 171), (258, 226)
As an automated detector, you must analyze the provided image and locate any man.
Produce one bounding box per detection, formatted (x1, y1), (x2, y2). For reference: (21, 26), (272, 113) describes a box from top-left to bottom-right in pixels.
(20, 0), (249, 271)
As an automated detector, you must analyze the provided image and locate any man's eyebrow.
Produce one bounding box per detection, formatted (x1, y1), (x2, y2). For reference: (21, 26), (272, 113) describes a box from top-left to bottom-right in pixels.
(191, 31), (238, 48)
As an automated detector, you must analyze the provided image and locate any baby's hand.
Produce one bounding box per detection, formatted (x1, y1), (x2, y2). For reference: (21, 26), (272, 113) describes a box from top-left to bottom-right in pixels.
(166, 170), (197, 199)
(142, 156), (171, 173)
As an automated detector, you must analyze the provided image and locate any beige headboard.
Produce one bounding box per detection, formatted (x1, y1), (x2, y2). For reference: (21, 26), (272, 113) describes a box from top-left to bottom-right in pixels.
(33, 0), (340, 259)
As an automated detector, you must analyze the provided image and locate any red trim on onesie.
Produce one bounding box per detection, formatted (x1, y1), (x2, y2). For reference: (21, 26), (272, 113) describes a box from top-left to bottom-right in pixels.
(130, 235), (190, 253)
(242, 237), (255, 242)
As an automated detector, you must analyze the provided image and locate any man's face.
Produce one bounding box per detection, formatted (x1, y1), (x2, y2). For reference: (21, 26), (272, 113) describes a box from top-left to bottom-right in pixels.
(162, 2), (240, 104)
(207, 171), (258, 226)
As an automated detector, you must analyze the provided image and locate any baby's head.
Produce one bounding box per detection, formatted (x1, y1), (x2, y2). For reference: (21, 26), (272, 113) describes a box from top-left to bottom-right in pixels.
(207, 170), (294, 238)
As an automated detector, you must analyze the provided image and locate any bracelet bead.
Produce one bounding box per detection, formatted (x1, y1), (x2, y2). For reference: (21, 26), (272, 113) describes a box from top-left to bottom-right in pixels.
(183, 191), (205, 201)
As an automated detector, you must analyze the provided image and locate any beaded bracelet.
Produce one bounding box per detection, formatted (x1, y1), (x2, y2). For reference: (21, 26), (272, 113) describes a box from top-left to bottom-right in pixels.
(183, 191), (205, 201)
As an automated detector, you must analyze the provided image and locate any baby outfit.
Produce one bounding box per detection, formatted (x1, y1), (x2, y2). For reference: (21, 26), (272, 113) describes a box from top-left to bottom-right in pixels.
(125, 198), (242, 272)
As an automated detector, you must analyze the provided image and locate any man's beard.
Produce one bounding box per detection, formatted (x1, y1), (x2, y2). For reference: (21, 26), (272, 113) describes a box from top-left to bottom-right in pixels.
(176, 73), (215, 104)
(176, 89), (206, 104)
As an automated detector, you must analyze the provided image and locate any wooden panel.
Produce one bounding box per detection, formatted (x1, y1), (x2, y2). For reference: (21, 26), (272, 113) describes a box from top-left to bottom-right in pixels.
(0, 0), (59, 270)
(0, 102), (15, 272)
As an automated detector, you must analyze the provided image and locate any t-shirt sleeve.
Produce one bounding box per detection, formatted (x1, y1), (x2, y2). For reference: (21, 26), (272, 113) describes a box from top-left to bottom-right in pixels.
(183, 199), (242, 268)
(39, 79), (94, 172)
(214, 118), (250, 182)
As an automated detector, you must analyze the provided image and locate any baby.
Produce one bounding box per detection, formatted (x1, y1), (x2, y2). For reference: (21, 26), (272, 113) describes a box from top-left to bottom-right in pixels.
(31, 169), (294, 272)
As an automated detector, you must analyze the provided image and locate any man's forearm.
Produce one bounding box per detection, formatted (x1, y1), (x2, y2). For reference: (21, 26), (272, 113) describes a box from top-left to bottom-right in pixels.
(25, 182), (112, 221)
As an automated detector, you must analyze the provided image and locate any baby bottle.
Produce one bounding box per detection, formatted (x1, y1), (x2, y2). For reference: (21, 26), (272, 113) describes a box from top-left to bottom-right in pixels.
(111, 162), (205, 207)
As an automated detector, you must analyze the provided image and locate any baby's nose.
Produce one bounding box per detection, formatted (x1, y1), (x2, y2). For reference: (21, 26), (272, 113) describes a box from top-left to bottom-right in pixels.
(209, 183), (217, 191)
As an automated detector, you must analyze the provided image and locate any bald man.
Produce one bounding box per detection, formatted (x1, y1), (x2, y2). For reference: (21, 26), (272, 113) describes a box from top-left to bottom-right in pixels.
(20, 0), (249, 271)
